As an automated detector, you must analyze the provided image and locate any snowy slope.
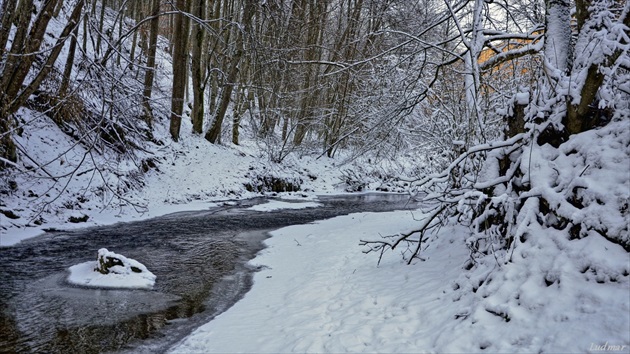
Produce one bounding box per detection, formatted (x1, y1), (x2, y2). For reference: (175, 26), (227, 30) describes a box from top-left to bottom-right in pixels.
(0, 113), (400, 246)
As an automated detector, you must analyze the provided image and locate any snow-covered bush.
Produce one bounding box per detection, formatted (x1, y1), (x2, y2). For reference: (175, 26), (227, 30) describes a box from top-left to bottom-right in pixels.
(361, 4), (630, 325)
(244, 166), (303, 193)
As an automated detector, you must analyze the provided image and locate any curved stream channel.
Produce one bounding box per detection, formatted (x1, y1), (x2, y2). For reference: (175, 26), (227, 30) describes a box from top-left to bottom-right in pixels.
(0, 193), (418, 353)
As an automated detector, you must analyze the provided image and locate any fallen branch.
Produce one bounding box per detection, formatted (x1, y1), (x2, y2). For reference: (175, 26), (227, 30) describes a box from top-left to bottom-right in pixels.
(360, 204), (448, 265)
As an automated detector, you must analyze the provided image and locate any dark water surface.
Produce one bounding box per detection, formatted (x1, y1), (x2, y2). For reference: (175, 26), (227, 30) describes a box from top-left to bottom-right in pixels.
(0, 193), (417, 353)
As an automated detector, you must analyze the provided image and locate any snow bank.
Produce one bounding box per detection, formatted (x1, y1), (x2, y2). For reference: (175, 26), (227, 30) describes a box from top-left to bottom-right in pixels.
(67, 248), (156, 289)
(169, 208), (629, 353)
(247, 200), (322, 211)
(169, 209), (457, 353)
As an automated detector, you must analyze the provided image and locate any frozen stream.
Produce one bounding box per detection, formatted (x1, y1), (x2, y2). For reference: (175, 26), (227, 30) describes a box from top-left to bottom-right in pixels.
(0, 193), (417, 353)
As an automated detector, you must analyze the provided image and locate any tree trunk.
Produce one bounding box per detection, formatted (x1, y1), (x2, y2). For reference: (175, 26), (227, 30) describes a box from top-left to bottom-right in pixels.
(129, 0), (141, 65)
(1, 0), (83, 166)
(292, 0), (329, 146)
(169, 0), (191, 141)
(82, 9), (88, 52)
(59, 24), (80, 98)
(1, 0), (43, 98)
(190, 0), (206, 135)
(562, 0), (630, 135)
(141, 0), (160, 130)
(0, 0), (19, 60)
(205, 0), (254, 144)
(11, 0), (84, 113)
(232, 89), (242, 145)
(96, 0), (106, 54)
(544, 0), (571, 73)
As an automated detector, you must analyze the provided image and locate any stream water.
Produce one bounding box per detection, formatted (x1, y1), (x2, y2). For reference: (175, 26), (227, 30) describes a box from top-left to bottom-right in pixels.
(0, 193), (417, 353)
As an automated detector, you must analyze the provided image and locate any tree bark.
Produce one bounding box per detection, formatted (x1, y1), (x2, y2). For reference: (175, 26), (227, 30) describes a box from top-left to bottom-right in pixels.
(0, 0), (19, 60)
(1, 0), (57, 100)
(169, 0), (191, 141)
(562, 0), (627, 135)
(129, 0), (141, 65)
(10, 0), (84, 113)
(59, 24), (80, 98)
(190, 0), (206, 135)
(293, 0), (329, 146)
(96, 0), (106, 54)
(141, 0), (160, 130)
(0, 0), (83, 166)
(544, 0), (571, 73)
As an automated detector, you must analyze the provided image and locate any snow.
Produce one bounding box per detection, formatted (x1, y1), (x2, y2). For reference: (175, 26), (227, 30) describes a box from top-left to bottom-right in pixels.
(5, 99), (623, 354)
(169, 208), (630, 353)
(1, 2), (628, 352)
(515, 91), (530, 105)
(521, 119), (630, 247)
(0, 108), (388, 246)
(0, 112), (409, 246)
(170, 209), (464, 353)
(67, 261), (156, 289)
(0, 100), (413, 246)
(247, 200), (322, 212)
(67, 248), (156, 289)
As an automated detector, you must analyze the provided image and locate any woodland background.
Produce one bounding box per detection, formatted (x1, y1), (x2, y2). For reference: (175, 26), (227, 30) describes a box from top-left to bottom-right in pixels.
(0, 0), (628, 262)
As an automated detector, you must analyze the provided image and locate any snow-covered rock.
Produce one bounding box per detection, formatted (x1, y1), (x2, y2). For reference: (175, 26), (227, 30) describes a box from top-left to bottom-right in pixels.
(67, 248), (156, 289)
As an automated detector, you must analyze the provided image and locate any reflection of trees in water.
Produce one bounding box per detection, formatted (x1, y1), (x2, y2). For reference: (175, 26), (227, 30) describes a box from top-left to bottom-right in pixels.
(3, 238), (242, 353)
(48, 311), (170, 352)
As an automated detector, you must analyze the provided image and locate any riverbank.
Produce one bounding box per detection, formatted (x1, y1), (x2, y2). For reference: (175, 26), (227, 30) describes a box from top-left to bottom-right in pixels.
(169, 208), (630, 353)
(0, 116), (415, 247)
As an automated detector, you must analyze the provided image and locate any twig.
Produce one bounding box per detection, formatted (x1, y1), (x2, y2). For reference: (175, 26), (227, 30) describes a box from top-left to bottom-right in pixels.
(13, 141), (57, 181)
(578, 164), (590, 177)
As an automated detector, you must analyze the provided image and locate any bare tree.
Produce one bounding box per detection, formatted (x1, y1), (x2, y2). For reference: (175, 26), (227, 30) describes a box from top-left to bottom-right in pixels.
(1, 0), (84, 166)
(205, 0), (255, 143)
(190, 0), (207, 135)
(169, 0), (191, 141)
(141, 0), (161, 130)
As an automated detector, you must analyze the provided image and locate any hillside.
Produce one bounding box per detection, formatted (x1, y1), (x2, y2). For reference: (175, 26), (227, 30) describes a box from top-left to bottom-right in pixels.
(0, 2), (423, 245)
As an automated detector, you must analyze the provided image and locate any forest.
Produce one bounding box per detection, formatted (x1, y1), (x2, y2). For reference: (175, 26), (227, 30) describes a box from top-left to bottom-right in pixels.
(0, 0), (559, 165)
(0, 0), (629, 352)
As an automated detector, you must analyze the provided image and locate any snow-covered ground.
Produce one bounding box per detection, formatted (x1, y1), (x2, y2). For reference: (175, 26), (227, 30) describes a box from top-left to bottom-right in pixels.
(169, 208), (630, 353)
(1, 108), (628, 353)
